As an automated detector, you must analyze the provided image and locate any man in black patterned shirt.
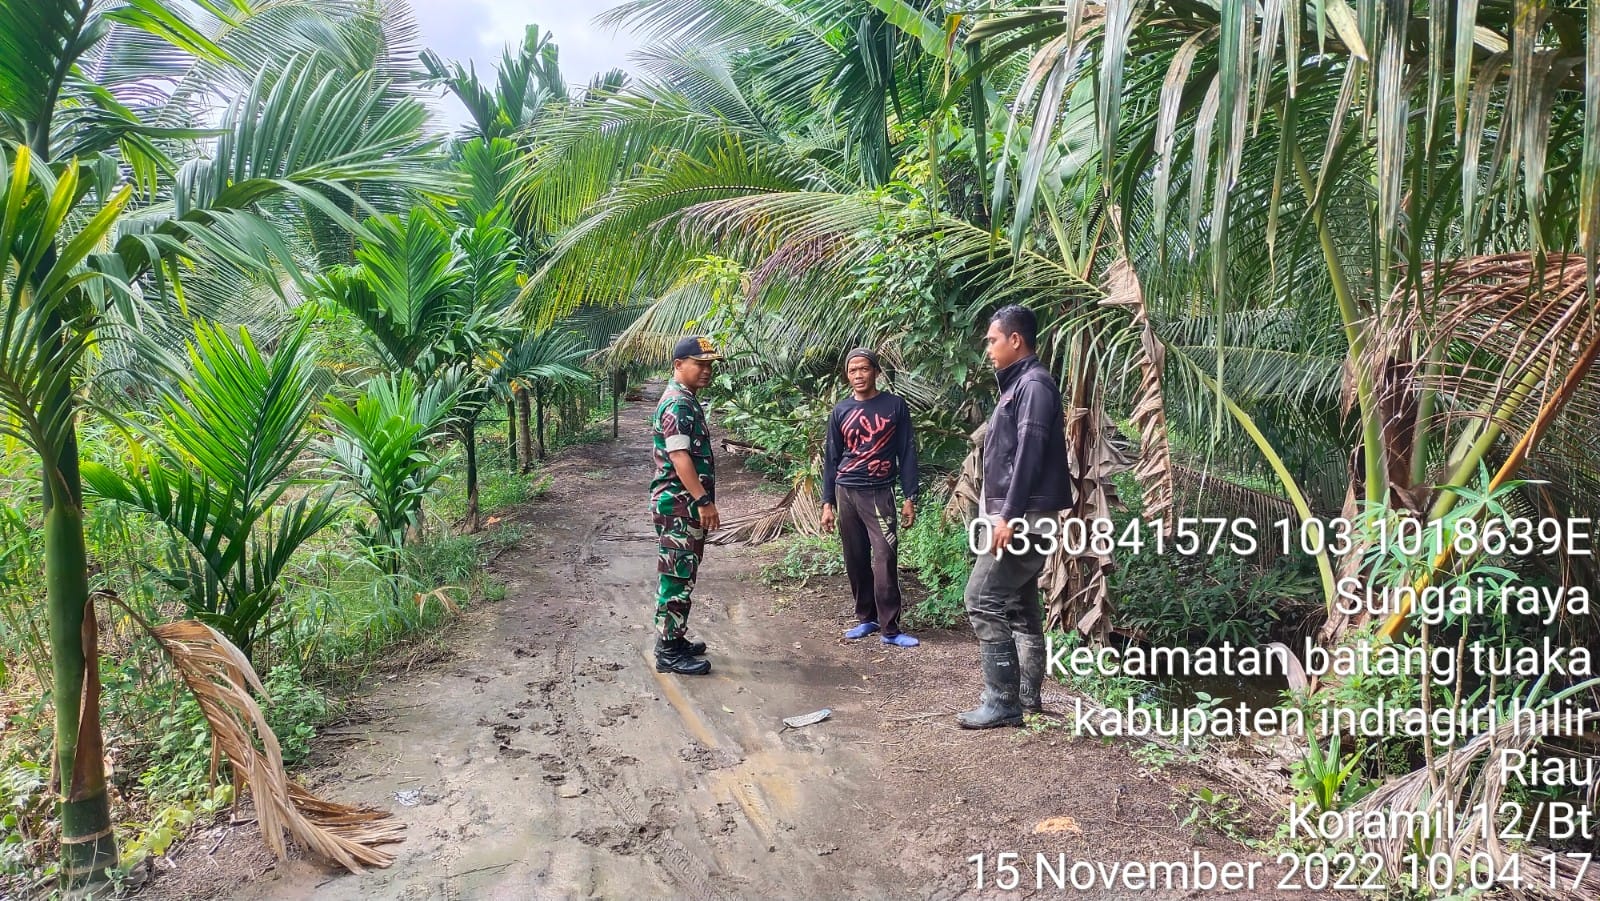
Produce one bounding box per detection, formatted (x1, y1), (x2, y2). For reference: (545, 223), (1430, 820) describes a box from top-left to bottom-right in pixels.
(821, 348), (920, 647)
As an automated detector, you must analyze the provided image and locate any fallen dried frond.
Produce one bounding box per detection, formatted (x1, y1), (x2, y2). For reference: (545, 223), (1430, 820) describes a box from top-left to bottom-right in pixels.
(415, 587), (462, 615)
(150, 620), (404, 873)
(711, 472), (822, 546)
(1344, 700), (1600, 901)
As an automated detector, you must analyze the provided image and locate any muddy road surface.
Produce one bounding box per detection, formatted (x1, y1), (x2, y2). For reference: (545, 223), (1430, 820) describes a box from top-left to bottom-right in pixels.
(144, 387), (1336, 900)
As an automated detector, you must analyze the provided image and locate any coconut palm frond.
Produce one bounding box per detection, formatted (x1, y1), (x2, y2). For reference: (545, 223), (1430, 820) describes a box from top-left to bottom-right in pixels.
(1101, 259), (1175, 526)
(1345, 693), (1600, 901)
(150, 619), (403, 873)
(711, 472), (822, 546)
(1367, 253), (1600, 517)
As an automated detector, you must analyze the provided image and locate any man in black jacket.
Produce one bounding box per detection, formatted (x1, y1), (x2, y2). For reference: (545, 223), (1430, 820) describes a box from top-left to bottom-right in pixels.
(957, 305), (1073, 729)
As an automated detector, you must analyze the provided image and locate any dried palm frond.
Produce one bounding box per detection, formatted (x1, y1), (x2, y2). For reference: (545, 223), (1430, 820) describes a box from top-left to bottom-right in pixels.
(1366, 253), (1600, 512)
(1101, 259), (1175, 527)
(1042, 397), (1132, 640)
(944, 426), (985, 525)
(1172, 464), (1300, 549)
(415, 587), (462, 615)
(149, 620), (404, 873)
(711, 472), (822, 546)
(1344, 700), (1600, 901)
(1327, 253), (1600, 643)
(1320, 254), (1600, 643)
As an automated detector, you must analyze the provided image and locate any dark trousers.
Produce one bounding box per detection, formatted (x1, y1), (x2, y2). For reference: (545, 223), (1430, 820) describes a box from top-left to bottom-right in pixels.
(836, 485), (903, 636)
(963, 514), (1051, 644)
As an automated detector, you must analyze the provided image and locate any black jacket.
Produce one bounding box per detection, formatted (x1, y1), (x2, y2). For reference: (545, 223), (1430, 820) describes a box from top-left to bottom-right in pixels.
(982, 355), (1073, 518)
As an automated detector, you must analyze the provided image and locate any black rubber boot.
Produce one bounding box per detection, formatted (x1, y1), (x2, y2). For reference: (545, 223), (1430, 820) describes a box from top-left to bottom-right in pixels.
(1014, 632), (1046, 713)
(655, 637), (711, 675)
(955, 641), (1024, 729)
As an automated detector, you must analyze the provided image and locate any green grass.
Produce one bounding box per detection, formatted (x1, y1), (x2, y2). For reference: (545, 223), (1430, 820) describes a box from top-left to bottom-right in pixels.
(761, 533), (845, 586)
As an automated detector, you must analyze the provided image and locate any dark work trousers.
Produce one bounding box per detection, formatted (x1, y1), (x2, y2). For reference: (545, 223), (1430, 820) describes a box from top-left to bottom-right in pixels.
(836, 485), (903, 636)
(963, 513), (1055, 644)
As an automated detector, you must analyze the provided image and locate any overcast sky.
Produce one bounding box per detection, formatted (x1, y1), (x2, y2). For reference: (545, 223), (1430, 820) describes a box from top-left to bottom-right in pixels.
(408, 0), (645, 127)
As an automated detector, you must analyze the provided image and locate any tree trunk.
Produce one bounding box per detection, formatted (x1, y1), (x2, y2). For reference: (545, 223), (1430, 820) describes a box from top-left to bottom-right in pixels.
(612, 381), (620, 439)
(517, 385), (533, 473)
(535, 383), (547, 460)
(463, 419), (480, 533)
(43, 378), (117, 886)
(506, 397), (517, 462)
(32, 167), (118, 882)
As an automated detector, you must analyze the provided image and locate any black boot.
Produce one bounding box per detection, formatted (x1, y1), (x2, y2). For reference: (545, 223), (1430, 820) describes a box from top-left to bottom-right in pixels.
(660, 635), (708, 656)
(655, 637), (711, 675)
(1014, 632), (1046, 713)
(955, 641), (1024, 729)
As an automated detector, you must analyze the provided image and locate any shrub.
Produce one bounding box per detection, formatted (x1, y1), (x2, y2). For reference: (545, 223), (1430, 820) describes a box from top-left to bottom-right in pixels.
(902, 510), (971, 628)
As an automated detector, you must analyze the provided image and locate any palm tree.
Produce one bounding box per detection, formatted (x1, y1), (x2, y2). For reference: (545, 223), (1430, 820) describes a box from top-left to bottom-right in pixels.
(962, 1), (1600, 638)
(491, 329), (592, 462)
(0, 145), (132, 888)
(83, 320), (342, 659)
(422, 23), (570, 143)
(320, 371), (457, 571)
(526, 1), (1600, 645)
(320, 206), (589, 532)
(0, 0), (447, 882)
(426, 29), (622, 471)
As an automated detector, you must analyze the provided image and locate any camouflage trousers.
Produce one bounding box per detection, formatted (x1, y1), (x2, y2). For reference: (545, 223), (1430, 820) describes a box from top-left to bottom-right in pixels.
(653, 514), (707, 640)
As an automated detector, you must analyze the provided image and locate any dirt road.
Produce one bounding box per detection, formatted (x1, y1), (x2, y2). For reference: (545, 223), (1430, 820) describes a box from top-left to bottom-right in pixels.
(146, 387), (1335, 900)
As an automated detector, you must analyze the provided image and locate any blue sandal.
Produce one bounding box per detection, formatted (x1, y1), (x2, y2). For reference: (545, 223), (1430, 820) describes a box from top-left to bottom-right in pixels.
(844, 622), (880, 639)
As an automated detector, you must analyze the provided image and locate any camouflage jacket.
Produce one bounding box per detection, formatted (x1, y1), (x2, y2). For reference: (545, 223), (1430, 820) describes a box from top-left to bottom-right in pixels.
(651, 379), (715, 518)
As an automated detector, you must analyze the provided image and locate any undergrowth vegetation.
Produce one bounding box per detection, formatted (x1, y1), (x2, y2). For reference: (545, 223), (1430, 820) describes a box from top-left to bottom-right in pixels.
(0, 420), (583, 886)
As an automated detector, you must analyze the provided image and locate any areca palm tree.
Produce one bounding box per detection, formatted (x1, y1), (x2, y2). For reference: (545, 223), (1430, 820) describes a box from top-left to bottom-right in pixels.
(320, 206), (587, 531)
(83, 320), (342, 658)
(0, 0), (447, 882)
(427, 27), (626, 470)
(490, 328), (591, 461)
(320, 371), (457, 570)
(0, 146), (132, 887)
(422, 23), (570, 143)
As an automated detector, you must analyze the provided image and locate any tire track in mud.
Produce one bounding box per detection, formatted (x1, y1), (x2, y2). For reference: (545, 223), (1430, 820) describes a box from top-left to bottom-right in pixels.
(540, 510), (734, 901)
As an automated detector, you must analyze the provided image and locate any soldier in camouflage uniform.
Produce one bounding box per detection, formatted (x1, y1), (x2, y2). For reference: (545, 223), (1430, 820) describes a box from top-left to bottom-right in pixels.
(650, 336), (724, 675)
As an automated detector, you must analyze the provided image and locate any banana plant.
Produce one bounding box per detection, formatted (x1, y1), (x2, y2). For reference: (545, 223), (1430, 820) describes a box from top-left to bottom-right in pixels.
(83, 319), (341, 659)
(320, 372), (457, 572)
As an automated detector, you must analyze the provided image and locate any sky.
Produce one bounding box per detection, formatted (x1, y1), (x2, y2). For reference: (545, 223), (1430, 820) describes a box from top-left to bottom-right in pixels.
(407, 0), (645, 127)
